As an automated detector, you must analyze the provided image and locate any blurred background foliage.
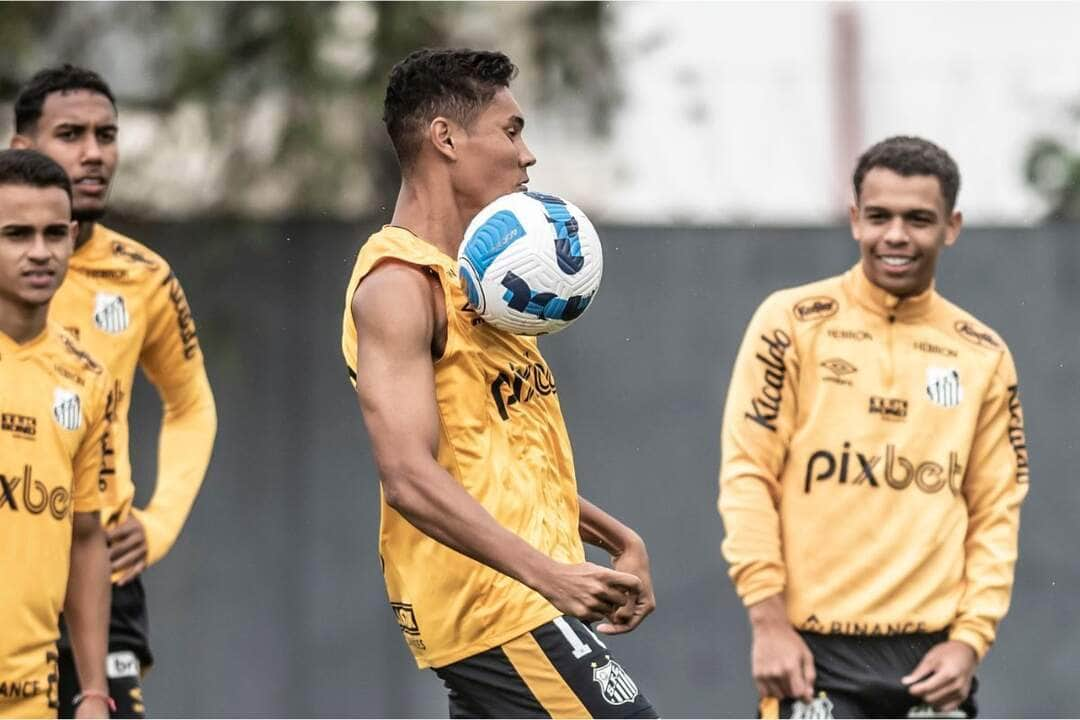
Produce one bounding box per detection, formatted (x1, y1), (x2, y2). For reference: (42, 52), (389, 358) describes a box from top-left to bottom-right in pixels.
(1025, 101), (1080, 222)
(2, 2), (1079, 223)
(0, 1), (618, 219)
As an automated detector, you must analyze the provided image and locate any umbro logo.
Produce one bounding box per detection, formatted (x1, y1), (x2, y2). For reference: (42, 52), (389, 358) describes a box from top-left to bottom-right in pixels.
(821, 358), (857, 386)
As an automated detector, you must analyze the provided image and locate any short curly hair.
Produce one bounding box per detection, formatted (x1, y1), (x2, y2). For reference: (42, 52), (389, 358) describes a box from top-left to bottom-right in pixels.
(853, 136), (961, 212)
(14, 64), (117, 135)
(384, 48), (518, 167)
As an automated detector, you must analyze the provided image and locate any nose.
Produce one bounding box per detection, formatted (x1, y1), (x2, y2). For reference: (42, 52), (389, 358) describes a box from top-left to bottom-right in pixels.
(519, 139), (537, 169)
(883, 217), (907, 245)
(27, 233), (52, 261)
(82, 135), (103, 164)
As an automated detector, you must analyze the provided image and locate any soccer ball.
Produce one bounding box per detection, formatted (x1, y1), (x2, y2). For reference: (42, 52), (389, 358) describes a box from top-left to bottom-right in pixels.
(458, 191), (603, 335)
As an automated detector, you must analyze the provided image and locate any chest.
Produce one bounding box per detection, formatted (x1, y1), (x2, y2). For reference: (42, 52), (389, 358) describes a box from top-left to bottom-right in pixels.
(796, 315), (989, 430)
(441, 278), (560, 423)
(51, 272), (148, 375)
(0, 361), (84, 484)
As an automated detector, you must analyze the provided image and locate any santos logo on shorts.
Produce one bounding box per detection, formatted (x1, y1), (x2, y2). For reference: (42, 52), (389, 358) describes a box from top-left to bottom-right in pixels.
(591, 656), (639, 705)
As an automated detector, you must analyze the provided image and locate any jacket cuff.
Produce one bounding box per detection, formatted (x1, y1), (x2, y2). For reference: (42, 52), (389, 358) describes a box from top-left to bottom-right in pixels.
(948, 625), (991, 661)
(130, 507), (175, 567)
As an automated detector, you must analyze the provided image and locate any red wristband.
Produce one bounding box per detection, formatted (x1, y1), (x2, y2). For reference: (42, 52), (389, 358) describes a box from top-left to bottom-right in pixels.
(72, 689), (117, 712)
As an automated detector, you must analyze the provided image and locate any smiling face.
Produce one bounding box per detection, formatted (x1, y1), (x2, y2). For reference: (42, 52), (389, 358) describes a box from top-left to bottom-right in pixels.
(12, 89), (118, 222)
(0, 183), (74, 313)
(850, 167), (962, 297)
(450, 87), (536, 220)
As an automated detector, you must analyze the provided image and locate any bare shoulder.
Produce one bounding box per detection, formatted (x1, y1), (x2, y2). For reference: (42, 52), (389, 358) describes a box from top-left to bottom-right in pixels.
(352, 260), (438, 343)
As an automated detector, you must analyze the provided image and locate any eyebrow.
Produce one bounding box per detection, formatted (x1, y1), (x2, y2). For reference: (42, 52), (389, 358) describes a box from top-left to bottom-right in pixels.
(864, 204), (938, 217)
(52, 121), (118, 132)
(0, 222), (70, 232)
(509, 115), (525, 131)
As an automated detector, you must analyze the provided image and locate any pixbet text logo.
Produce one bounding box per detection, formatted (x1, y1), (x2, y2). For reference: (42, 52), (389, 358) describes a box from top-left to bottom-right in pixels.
(804, 443), (964, 496)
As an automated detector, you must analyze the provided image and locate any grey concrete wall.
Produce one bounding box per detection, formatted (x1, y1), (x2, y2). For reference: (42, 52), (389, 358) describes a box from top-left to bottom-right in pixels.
(115, 221), (1078, 717)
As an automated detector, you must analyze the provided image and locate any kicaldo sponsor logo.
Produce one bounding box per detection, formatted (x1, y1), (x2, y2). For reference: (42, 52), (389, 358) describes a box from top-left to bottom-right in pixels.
(164, 272), (199, 360)
(745, 329), (791, 432)
(804, 443), (964, 496)
(1007, 385), (1030, 483)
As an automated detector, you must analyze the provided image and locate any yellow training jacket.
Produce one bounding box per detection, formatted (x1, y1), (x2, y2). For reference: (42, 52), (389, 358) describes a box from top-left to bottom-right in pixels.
(0, 324), (113, 719)
(49, 224), (216, 567)
(719, 264), (1029, 659)
(342, 226), (584, 669)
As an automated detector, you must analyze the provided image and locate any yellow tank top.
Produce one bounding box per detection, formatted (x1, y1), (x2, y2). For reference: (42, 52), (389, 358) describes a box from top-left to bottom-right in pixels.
(341, 226), (585, 668)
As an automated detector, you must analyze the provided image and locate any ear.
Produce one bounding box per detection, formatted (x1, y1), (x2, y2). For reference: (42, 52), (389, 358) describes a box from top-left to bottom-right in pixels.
(943, 209), (962, 247)
(10, 134), (32, 149)
(848, 202), (860, 242)
(428, 116), (457, 162)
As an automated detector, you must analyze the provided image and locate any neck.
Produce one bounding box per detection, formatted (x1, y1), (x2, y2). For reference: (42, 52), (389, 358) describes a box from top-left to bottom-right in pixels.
(75, 220), (96, 249)
(389, 176), (478, 259)
(0, 300), (48, 344)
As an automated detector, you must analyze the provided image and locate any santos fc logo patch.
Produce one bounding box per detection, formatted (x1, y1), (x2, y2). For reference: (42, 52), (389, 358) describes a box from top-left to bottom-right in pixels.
(926, 366), (963, 408)
(53, 388), (81, 431)
(591, 657), (640, 706)
(93, 292), (130, 334)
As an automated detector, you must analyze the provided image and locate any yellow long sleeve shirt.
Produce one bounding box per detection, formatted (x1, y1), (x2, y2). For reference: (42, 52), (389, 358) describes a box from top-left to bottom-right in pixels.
(49, 224), (216, 567)
(718, 264), (1029, 659)
(1, 323), (113, 718)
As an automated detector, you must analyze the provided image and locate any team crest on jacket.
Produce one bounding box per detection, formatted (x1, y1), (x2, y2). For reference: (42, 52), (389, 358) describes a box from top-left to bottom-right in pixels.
(93, 292), (130, 334)
(591, 656), (639, 705)
(926, 366), (963, 408)
(53, 388), (82, 430)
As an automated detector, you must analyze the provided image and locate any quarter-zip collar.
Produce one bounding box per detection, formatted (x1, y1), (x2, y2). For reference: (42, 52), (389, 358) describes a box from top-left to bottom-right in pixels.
(844, 262), (936, 322)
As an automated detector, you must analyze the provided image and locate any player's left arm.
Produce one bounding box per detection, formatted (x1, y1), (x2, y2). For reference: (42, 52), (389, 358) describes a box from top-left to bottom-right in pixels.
(905, 347), (1030, 711)
(65, 379), (115, 718)
(577, 495), (656, 634)
(66, 512), (112, 718)
(113, 269), (217, 581)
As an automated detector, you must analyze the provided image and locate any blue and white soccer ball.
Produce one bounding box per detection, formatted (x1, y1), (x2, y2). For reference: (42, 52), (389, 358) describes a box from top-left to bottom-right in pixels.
(458, 191), (603, 335)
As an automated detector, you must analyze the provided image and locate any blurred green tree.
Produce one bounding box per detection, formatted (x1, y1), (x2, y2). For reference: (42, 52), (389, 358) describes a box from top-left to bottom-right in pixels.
(0, 1), (619, 219)
(1025, 104), (1080, 222)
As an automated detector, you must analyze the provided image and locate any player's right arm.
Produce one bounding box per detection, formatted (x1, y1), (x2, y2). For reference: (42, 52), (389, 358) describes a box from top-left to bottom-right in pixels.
(718, 294), (814, 701)
(352, 263), (641, 622)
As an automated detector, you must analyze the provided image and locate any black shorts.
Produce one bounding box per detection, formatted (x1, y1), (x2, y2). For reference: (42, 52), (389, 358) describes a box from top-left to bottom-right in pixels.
(759, 631), (978, 719)
(434, 615), (658, 719)
(57, 577), (152, 719)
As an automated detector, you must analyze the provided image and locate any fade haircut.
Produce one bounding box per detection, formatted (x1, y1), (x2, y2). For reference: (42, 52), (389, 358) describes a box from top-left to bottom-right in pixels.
(0, 149), (73, 207)
(384, 48), (518, 167)
(853, 136), (961, 212)
(14, 64), (117, 135)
